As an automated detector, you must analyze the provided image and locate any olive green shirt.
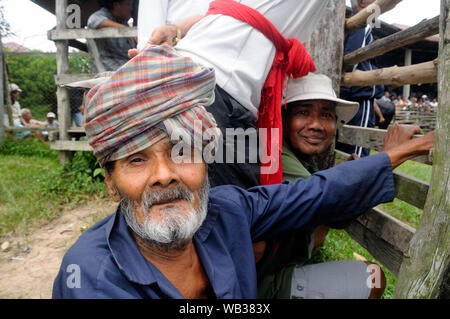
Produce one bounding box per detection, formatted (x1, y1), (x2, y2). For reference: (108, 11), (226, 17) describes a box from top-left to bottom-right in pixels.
(281, 139), (319, 181)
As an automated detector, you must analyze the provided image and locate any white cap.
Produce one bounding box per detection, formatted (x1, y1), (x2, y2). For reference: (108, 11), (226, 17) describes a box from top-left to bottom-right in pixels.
(47, 112), (56, 118)
(286, 73), (359, 124)
(9, 83), (22, 92)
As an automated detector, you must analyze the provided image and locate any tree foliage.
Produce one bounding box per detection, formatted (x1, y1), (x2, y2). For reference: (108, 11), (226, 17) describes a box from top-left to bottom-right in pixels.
(5, 54), (91, 120)
(0, 2), (12, 37)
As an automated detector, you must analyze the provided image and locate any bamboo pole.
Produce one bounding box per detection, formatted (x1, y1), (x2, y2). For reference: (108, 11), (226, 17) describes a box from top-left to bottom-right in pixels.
(346, 0), (403, 33)
(341, 59), (438, 87)
(394, 0), (450, 299)
(343, 16), (440, 69)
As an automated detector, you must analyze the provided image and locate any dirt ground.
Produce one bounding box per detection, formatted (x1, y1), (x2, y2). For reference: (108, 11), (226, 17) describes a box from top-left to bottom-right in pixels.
(0, 200), (116, 299)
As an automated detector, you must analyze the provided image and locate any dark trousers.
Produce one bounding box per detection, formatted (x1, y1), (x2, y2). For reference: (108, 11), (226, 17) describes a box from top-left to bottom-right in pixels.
(206, 86), (260, 189)
(337, 98), (375, 157)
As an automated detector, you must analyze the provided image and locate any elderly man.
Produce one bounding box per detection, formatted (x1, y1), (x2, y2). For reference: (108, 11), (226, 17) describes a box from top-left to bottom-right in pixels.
(52, 46), (434, 299)
(14, 108), (46, 140)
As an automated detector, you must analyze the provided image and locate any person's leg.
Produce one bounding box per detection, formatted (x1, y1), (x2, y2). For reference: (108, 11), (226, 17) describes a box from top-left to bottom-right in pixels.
(73, 112), (83, 127)
(359, 99), (375, 157)
(289, 260), (386, 299)
(206, 86), (260, 189)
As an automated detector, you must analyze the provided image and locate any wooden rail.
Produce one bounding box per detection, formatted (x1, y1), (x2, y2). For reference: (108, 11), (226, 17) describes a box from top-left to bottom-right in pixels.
(337, 125), (432, 164)
(343, 16), (440, 69)
(335, 149), (430, 210)
(54, 73), (94, 86)
(48, 27), (137, 41)
(345, 0), (403, 33)
(335, 150), (417, 276)
(341, 59), (438, 88)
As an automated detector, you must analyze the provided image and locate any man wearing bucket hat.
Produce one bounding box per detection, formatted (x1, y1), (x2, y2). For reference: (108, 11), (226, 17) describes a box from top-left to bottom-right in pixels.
(53, 46), (435, 299)
(255, 73), (381, 299)
(5, 83), (23, 126)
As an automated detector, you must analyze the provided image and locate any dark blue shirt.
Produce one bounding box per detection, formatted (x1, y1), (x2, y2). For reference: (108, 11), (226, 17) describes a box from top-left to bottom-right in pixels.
(340, 25), (384, 100)
(52, 153), (394, 299)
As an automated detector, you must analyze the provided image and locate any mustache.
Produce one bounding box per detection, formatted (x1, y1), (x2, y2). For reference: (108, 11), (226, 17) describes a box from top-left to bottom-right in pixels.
(141, 185), (194, 211)
(116, 184), (195, 214)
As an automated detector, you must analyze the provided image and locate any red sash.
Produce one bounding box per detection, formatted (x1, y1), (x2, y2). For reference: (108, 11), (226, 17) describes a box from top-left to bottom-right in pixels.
(207, 0), (316, 185)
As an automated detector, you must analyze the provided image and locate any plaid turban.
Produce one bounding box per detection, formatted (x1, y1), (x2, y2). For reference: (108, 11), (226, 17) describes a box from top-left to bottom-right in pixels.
(66, 46), (219, 165)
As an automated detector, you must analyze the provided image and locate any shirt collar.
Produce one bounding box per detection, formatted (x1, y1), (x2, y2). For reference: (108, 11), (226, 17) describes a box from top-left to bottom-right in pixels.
(105, 200), (220, 286)
(282, 139), (319, 174)
(106, 206), (159, 285)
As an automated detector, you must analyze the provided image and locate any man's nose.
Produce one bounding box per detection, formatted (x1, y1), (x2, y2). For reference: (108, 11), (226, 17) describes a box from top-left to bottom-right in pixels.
(306, 115), (324, 131)
(150, 157), (179, 188)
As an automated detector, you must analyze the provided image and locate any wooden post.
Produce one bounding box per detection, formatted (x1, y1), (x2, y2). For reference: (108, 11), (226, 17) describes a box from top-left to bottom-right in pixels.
(3, 55), (13, 126)
(0, 35), (4, 145)
(403, 49), (412, 98)
(304, 0), (346, 170)
(394, 0), (450, 299)
(55, 0), (73, 164)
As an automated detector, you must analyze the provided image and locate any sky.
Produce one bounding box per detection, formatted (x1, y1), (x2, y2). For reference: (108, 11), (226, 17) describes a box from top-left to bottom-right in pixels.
(1, 0), (442, 52)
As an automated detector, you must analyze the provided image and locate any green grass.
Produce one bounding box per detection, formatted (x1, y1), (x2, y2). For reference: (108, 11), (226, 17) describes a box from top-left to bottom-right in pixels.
(0, 136), (108, 237)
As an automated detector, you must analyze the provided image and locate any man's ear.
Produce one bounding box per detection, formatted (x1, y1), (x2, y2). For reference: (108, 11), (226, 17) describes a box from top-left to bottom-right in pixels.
(105, 173), (120, 202)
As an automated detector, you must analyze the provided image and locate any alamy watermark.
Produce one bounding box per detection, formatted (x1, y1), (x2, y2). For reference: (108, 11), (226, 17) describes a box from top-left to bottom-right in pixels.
(66, 4), (81, 29)
(168, 121), (280, 174)
(366, 3), (382, 29)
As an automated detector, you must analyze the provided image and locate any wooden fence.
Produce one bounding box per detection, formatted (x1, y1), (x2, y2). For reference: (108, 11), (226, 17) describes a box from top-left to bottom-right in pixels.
(336, 0), (448, 299)
(394, 109), (437, 131)
(43, 0), (449, 299)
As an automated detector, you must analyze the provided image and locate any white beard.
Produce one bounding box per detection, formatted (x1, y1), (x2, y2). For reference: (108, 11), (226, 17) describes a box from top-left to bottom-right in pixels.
(119, 179), (210, 251)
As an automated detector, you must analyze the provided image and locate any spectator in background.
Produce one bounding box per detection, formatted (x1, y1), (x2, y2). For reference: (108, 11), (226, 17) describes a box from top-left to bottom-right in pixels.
(376, 93), (395, 129)
(409, 97), (418, 110)
(406, 96), (413, 108)
(136, 0), (212, 52)
(380, 91), (390, 103)
(430, 98), (438, 109)
(69, 89), (85, 127)
(417, 97), (424, 109)
(421, 95), (431, 113)
(43, 112), (59, 141)
(15, 108), (46, 140)
(4, 83), (23, 126)
(87, 0), (135, 72)
(396, 96), (407, 109)
(45, 112), (59, 128)
(337, 0), (385, 157)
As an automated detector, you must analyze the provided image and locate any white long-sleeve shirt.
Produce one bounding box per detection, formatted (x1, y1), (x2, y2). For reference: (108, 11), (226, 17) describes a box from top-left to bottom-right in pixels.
(176, 0), (331, 118)
(137, 0), (212, 51)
